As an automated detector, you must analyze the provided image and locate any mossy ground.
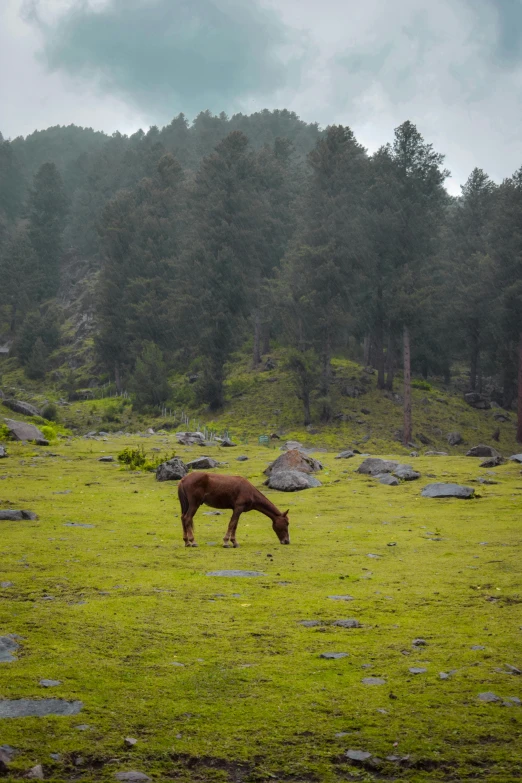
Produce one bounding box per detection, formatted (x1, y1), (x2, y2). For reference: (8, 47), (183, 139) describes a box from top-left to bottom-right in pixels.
(0, 431), (521, 782)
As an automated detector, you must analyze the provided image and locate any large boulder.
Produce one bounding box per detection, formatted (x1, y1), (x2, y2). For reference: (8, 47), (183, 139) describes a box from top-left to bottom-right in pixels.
(220, 438), (237, 447)
(265, 470), (321, 491)
(480, 456), (504, 468)
(3, 399), (41, 417)
(0, 510), (38, 520)
(421, 483), (475, 499)
(175, 431), (206, 446)
(447, 432), (463, 446)
(464, 392), (490, 410)
(156, 458), (188, 482)
(509, 454), (522, 463)
(4, 418), (46, 443)
(265, 449), (322, 476)
(466, 445), (501, 458)
(357, 458), (398, 476)
(335, 450), (356, 459)
(186, 457), (220, 470)
(377, 474), (399, 486)
(393, 464), (421, 481)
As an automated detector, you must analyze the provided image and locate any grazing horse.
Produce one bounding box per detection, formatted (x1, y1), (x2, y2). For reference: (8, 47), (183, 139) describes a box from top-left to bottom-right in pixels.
(177, 472), (290, 548)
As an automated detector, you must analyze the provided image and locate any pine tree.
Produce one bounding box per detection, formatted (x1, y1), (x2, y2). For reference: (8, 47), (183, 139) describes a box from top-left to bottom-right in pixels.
(28, 162), (67, 299)
(26, 336), (47, 380)
(130, 341), (170, 411)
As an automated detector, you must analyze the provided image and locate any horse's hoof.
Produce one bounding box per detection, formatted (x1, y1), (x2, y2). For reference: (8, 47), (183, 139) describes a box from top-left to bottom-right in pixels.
(232, 542), (239, 548)
(223, 542), (231, 548)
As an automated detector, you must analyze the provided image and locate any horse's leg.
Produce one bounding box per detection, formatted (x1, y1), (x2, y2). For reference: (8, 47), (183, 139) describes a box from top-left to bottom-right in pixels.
(223, 508), (242, 548)
(182, 502), (200, 547)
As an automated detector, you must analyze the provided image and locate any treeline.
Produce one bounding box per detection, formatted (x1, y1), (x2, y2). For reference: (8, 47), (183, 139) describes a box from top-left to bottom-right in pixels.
(0, 111), (521, 440)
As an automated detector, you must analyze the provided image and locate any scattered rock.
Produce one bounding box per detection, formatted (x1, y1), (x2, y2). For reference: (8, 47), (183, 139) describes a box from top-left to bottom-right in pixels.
(0, 446), (7, 458)
(0, 510), (38, 521)
(477, 477), (499, 485)
(393, 465), (421, 481)
(328, 595), (355, 601)
(236, 456), (249, 461)
(0, 582), (13, 588)
(3, 399), (41, 417)
(464, 392), (490, 409)
(509, 454), (522, 463)
(424, 451), (448, 456)
(439, 672), (450, 680)
(478, 692), (501, 703)
(206, 570), (264, 577)
(124, 738), (138, 747)
(362, 677), (385, 685)
(64, 522), (94, 528)
(409, 667), (427, 674)
(114, 772), (150, 782)
(447, 432), (463, 446)
(39, 680), (61, 688)
(345, 749), (371, 762)
(265, 449), (322, 476)
(98, 456), (115, 462)
(421, 483), (475, 499)
(156, 458), (188, 482)
(26, 764), (44, 779)
(471, 645), (485, 651)
(319, 652), (349, 660)
(335, 450), (356, 459)
(186, 457), (220, 470)
(299, 621), (321, 627)
(466, 445), (501, 458)
(377, 474), (399, 486)
(0, 635), (20, 662)
(4, 418), (46, 443)
(221, 438), (237, 447)
(265, 470), (321, 491)
(75, 725), (90, 731)
(357, 458), (398, 476)
(334, 619), (362, 629)
(503, 664), (521, 675)
(412, 638), (427, 647)
(0, 699), (83, 718)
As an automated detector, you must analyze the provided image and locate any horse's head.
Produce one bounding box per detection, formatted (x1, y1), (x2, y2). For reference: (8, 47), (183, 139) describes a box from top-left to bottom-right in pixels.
(273, 510), (290, 544)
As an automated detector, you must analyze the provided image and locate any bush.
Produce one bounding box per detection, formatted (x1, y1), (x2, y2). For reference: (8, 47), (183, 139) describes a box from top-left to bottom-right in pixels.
(411, 379), (432, 391)
(41, 402), (59, 422)
(0, 423), (11, 441)
(102, 402), (121, 423)
(117, 445), (177, 472)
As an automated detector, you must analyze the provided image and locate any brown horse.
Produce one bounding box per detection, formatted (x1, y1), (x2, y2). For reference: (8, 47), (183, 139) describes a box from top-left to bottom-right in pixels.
(177, 472), (290, 547)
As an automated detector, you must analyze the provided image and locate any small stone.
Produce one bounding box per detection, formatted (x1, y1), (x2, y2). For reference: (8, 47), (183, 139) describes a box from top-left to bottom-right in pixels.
(49, 753), (62, 761)
(334, 619), (362, 629)
(114, 772), (150, 782)
(377, 474), (399, 486)
(412, 638), (427, 647)
(471, 645), (485, 651)
(206, 570), (264, 577)
(439, 672), (450, 680)
(299, 620), (321, 627)
(319, 652), (349, 660)
(98, 456), (115, 462)
(504, 664), (521, 675)
(124, 738), (138, 747)
(362, 677), (385, 685)
(345, 749), (371, 761)
(39, 679), (62, 688)
(409, 667), (427, 674)
(335, 731), (349, 737)
(27, 764), (44, 779)
(376, 708), (388, 714)
(387, 542), (397, 547)
(478, 692), (501, 702)
(75, 724), (90, 731)
(328, 595), (355, 601)
(171, 662), (185, 667)
(236, 456), (249, 461)
(507, 696), (521, 705)
(0, 635), (20, 663)
(0, 582), (13, 588)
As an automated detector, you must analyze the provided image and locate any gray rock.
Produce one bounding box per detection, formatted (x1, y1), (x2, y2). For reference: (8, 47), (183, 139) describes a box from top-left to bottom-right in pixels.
(221, 438), (237, 447)
(0, 699), (83, 718)
(3, 418), (45, 443)
(447, 432), (463, 446)
(27, 764), (44, 779)
(328, 595), (355, 601)
(503, 664), (521, 675)
(186, 457), (220, 470)
(124, 738), (138, 747)
(206, 570), (264, 577)
(75, 724), (90, 731)
(409, 667), (427, 674)
(114, 772), (150, 782)
(346, 750), (371, 762)
(3, 399), (41, 417)
(65, 522), (94, 528)
(424, 451), (448, 456)
(479, 456), (504, 467)
(377, 473), (399, 486)
(175, 431), (206, 446)
(98, 456), (115, 462)
(0, 746), (17, 762)
(335, 450), (355, 459)
(362, 677), (385, 685)
(0, 635), (19, 663)
(299, 620), (321, 627)
(471, 645), (485, 651)
(319, 652), (349, 660)
(393, 465), (421, 481)
(466, 445), (501, 458)
(509, 454), (522, 463)
(39, 679), (62, 687)
(49, 753), (62, 761)
(478, 692), (501, 703)
(282, 440), (303, 451)
(0, 447), (7, 458)
(0, 510), (23, 520)
(357, 458), (398, 476)
(266, 470), (321, 491)
(421, 483), (475, 499)
(0, 582), (14, 588)
(334, 619), (362, 628)
(265, 449), (322, 476)
(464, 392), (490, 409)
(156, 458), (188, 482)
(439, 672), (450, 680)
(236, 456), (249, 461)
(412, 638), (427, 647)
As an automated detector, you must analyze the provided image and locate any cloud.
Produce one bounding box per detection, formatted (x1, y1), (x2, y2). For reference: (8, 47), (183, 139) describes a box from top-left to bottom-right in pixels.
(27, 0), (306, 120)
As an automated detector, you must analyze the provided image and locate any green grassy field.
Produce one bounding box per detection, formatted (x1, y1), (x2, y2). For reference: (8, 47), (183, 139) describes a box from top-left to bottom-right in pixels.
(0, 434), (521, 782)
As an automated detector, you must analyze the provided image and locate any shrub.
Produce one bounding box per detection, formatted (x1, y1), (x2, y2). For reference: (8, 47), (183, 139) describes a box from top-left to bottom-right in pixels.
(41, 402), (59, 422)
(41, 424), (58, 442)
(0, 423), (11, 441)
(102, 402), (121, 423)
(117, 446), (177, 472)
(411, 379), (432, 391)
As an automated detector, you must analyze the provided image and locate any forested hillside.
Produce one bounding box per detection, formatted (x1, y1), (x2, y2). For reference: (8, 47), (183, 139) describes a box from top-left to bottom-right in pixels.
(1, 109), (521, 442)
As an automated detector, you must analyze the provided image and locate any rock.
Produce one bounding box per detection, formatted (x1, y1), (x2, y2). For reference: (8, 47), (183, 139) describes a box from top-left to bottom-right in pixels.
(377, 474), (399, 486)
(424, 451), (448, 456)
(478, 692), (501, 703)
(175, 431), (206, 446)
(412, 638), (427, 647)
(393, 465), (421, 481)
(27, 764), (44, 779)
(357, 458), (398, 476)
(0, 510), (23, 521)
(299, 621), (321, 627)
(328, 595), (355, 601)
(0, 582), (14, 588)
(409, 667), (427, 674)
(3, 399), (41, 417)
(221, 438), (237, 447)
(503, 664), (521, 675)
(282, 440), (303, 451)
(464, 392), (490, 409)
(0, 447), (7, 458)
(0, 699), (83, 718)
(439, 672), (450, 680)
(206, 570), (264, 577)
(265, 449), (322, 476)
(39, 679), (62, 687)
(186, 457), (220, 470)
(421, 483), (475, 499)
(236, 456), (249, 461)
(417, 433), (431, 445)
(4, 418), (45, 443)
(362, 677), (385, 685)
(447, 432), (463, 446)
(65, 522), (94, 528)
(155, 458), (188, 482)
(114, 772), (150, 782)
(509, 454), (522, 463)
(466, 445), (501, 458)
(319, 652), (349, 659)
(335, 450), (356, 459)
(98, 456), (115, 462)
(0, 635), (19, 663)
(346, 749), (371, 762)
(266, 470), (321, 491)
(471, 645), (485, 650)
(480, 456), (504, 467)
(477, 477), (499, 485)
(124, 738), (138, 747)
(334, 619), (362, 628)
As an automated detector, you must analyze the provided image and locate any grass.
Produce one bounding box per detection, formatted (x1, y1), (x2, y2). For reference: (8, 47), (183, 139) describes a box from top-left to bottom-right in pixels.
(0, 433), (521, 782)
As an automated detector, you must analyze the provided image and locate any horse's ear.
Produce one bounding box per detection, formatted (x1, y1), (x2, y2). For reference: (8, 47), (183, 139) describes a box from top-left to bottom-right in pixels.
(284, 509), (289, 517)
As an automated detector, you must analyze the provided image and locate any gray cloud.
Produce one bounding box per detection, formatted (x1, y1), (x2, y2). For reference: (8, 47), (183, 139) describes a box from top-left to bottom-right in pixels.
(28, 0), (305, 120)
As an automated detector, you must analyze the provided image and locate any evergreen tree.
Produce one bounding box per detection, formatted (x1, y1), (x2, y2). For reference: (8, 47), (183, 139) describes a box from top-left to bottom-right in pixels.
(130, 341), (170, 411)
(26, 336), (47, 380)
(28, 162), (67, 299)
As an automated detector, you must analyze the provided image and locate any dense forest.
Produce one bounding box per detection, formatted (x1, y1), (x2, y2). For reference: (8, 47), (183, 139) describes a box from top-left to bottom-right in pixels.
(0, 109), (521, 441)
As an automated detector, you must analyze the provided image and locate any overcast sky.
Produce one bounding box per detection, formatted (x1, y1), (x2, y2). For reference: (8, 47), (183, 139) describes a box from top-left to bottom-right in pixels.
(2, 0), (522, 194)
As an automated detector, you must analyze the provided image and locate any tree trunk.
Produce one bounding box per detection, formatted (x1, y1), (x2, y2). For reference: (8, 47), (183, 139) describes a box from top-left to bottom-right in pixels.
(376, 289), (385, 389)
(385, 335), (394, 391)
(303, 393), (311, 427)
(403, 325), (412, 446)
(262, 323), (271, 355)
(470, 336), (479, 392)
(252, 310), (261, 368)
(363, 334), (370, 367)
(320, 331), (332, 422)
(517, 332), (522, 443)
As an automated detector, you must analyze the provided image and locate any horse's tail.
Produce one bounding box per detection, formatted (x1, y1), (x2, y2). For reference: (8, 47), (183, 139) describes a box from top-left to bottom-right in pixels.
(178, 480), (189, 516)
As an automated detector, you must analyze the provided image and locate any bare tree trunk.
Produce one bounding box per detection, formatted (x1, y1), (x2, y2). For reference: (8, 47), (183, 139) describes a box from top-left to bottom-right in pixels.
(363, 334), (370, 367)
(517, 332), (522, 443)
(252, 310), (261, 368)
(385, 335), (394, 391)
(403, 325), (412, 446)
